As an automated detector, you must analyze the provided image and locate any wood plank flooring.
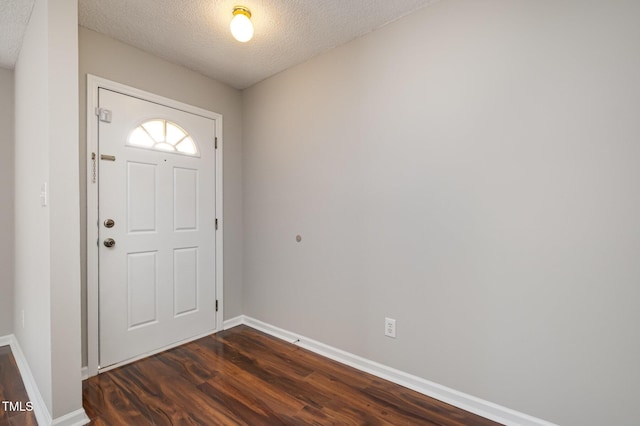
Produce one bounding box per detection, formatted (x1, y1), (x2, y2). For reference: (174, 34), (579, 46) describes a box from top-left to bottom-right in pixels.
(83, 325), (501, 425)
(0, 345), (37, 426)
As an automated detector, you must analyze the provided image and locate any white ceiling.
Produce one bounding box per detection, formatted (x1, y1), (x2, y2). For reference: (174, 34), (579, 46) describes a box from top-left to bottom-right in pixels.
(0, 0), (35, 69)
(1, 0), (440, 89)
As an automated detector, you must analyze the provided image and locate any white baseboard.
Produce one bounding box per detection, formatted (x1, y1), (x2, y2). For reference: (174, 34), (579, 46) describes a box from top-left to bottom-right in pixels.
(52, 408), (90, 426)
(223, 315), (244, 330)
(0, 334), (12, 347)
(1, 334), (90, 426)
(223, 316), (556, 426)
(2, 334), (53, 425)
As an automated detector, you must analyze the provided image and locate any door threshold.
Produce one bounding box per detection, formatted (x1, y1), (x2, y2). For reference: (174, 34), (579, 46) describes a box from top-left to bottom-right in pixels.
(96, 327), (220, 375)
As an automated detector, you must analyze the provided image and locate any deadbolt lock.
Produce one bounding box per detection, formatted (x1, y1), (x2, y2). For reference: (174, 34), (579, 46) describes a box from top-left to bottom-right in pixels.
(104, 219), (115, 228)
(103, 238), (116, 248)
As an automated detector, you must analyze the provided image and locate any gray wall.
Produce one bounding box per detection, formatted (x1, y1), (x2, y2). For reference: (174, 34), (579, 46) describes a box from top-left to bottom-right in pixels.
(14, 0), (54, 409)
(0, 68), (14, 337)
(242, 1), (640, 425)
(78, 27), (244, 366)
(14, 0), (84, 418)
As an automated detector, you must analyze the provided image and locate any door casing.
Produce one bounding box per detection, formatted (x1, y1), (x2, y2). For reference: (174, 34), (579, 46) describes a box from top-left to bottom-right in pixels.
(85, 74), (224, 377)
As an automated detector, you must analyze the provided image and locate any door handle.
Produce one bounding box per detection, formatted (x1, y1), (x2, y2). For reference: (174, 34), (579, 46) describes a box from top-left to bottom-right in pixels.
(104, 238), (116, 248)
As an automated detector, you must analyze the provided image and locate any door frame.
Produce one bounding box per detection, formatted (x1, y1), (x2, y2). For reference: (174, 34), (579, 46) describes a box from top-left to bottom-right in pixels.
(86, 74), (224, 377)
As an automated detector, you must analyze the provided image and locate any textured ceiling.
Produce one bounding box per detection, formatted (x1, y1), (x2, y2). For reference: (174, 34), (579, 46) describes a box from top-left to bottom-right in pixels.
(78, 0), (440, 89)
(0, 0), (35, 69)
(0, 1), (440, 87)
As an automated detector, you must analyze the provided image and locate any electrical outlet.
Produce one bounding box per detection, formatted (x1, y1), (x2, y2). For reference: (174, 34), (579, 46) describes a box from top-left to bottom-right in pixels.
(385, 317), (396, 338)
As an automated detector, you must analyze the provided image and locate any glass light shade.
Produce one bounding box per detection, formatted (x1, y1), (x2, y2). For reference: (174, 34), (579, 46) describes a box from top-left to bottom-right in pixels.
(230, 12), (254, 42)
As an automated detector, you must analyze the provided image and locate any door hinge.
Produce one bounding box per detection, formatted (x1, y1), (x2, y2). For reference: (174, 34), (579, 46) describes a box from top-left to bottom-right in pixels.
(96, 107), (112, 123)
(215, 137), (218, 149)
(215, 218), (219, 230)
(215, 300), (219, 312)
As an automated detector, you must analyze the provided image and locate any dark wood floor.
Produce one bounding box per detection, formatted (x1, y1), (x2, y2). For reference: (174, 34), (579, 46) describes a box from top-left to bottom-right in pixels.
(0, 345), (37, 426)
(83, 325), (501, 425)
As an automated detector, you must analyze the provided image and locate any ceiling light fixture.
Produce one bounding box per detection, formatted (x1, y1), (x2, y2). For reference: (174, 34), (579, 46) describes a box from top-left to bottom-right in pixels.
(230, 6), (254, 43)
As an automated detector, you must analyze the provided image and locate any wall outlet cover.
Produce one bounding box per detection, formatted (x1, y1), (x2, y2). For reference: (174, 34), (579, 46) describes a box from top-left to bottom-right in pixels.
(385, 317), (396, 338)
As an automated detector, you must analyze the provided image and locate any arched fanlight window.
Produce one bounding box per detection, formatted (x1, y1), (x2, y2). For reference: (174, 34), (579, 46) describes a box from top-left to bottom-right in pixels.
(128, 119), (199, 156)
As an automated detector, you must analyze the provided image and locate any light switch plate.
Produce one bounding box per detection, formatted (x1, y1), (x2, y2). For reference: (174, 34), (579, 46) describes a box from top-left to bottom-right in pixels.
(40, 182), (48, 207)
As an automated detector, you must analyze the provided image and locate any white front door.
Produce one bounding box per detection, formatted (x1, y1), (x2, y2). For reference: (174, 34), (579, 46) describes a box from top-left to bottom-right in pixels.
(98, 88), (217, 368)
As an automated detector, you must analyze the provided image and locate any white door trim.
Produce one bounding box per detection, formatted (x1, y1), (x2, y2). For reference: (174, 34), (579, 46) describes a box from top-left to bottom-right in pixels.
(86, 74), (224, 377)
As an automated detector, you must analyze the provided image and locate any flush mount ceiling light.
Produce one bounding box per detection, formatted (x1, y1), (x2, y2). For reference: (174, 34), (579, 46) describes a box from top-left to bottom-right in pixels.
(230, 6), (254, 43)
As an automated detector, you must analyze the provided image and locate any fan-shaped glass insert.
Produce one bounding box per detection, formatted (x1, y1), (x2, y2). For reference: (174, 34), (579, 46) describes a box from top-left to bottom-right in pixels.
(128, 119), (199, 156)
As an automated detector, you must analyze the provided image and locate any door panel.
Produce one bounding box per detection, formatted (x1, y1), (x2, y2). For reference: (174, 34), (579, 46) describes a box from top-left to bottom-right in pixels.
(174, 167), (198, 230)
(128, 162), (157, 232)
(174, 247), (198, 316)
(127, 251), (158, 328)
(98, 88), (217, 368)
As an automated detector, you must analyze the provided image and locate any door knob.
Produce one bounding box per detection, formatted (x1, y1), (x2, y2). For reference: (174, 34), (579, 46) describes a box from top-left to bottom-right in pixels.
(104, 238), (116, 248)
